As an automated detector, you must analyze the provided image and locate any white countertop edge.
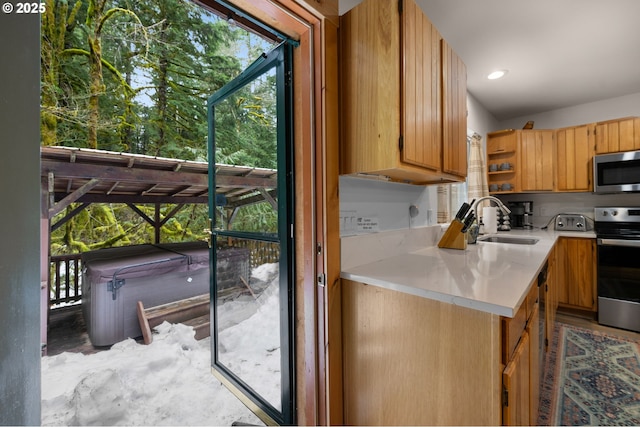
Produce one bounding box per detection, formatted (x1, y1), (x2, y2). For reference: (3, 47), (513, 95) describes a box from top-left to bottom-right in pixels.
(341, 271), (515, 318)
(340, 228), (597, 319)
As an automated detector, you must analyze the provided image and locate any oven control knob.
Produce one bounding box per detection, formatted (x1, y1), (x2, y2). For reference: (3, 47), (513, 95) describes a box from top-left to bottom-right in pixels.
(612, 210), (618, 216)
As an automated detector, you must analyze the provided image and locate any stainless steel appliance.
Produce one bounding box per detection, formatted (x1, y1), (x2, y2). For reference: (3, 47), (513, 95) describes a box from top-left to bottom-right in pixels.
(554, 213), (593, 231)
(593, 150), (640, 193)
(594, 207), (640, 332)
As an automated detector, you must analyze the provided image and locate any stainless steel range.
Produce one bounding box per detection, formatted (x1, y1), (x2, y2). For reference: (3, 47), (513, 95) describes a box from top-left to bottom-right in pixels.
(595, 207), (640, 332)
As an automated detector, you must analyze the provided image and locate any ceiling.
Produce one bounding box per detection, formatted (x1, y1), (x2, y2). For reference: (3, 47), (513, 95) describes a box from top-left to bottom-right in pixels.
(339, 0), (640, 121)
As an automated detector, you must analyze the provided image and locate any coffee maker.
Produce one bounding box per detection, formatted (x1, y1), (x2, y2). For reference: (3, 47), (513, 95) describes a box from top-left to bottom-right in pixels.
(508, 201), (534, 229)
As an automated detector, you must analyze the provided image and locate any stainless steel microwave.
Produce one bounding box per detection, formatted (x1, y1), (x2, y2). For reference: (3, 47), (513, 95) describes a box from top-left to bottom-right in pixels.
(594, 150), (640, 193)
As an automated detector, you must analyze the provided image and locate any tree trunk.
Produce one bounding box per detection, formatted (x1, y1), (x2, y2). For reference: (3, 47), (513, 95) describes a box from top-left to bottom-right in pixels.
(155, 18), (170, 155)
(41, 0), (79, 146)
(86, 0), (107, 149)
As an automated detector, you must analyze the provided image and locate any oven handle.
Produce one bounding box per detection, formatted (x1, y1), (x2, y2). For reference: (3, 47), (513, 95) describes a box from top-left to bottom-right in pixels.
(597, 238), (640, 248)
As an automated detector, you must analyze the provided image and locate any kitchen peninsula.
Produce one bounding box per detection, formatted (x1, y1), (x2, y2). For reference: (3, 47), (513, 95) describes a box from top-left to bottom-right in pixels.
(340, 226), (595, 425)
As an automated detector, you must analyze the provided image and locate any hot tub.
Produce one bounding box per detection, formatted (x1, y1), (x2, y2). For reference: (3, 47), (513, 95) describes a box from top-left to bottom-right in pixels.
(81, 242), (211, 346)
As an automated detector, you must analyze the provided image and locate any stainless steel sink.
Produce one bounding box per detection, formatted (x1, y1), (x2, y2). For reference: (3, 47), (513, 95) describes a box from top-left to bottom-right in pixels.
(477, 235), (539, 245)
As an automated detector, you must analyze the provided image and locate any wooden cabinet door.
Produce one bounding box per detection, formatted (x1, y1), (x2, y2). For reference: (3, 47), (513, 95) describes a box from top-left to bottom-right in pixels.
(401, 0), (441, 171)
(526, 303), (540, 426)
(595, 117), (640, 154)
(487, 130), (517, 154)
(441, 38), (467, 177)
(556, 124), (594, 191)
(503, 331), (531, 426)
(341, 0), (466, 183)
(340, 0), (401, 176)
(520, 130), (554, 191)
(545, 245), (557, 349)
(557, 238), (597, 311)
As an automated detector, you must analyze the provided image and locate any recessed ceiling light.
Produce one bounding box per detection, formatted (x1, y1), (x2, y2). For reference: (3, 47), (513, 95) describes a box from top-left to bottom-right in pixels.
(487, 70), (508, 80)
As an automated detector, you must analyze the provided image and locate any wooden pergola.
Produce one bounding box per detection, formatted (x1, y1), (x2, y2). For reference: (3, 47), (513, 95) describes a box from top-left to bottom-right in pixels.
(41, 146), (278, 242)
(39, 146), (279, 354)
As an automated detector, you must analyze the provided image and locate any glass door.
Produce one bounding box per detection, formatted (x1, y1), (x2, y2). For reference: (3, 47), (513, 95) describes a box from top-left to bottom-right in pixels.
(207, 42), (294, 425)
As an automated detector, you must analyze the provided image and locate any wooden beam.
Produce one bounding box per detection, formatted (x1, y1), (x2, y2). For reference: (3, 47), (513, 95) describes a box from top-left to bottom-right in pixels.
(126, 203), (154, 227)
(48, 178), (100, 218)
(55, 192), (208, 205)
(42, 159), (276, 188)
(259, 188), (278, 210)
(159, 204), (186, 226)
(226, 189), (278, 209)
(50, 203), (90, 232)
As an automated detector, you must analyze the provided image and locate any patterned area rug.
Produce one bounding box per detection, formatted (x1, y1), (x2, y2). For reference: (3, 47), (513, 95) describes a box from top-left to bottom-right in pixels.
(538, 322), (640, 426)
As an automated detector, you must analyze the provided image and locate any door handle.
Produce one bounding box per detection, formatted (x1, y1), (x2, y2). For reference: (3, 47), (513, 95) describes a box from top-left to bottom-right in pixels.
(597, 238), (640, 248)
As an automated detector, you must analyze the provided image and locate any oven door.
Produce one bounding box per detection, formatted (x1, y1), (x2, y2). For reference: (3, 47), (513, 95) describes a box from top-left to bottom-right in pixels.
(597, 238), (640, 332)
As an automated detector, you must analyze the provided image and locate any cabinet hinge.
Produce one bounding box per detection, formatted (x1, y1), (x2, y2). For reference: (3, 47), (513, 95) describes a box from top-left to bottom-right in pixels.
(502, 386), (509, 407)
(545, 337), (549, 347)
(399, 135), (404, 152)
(398, 0), (403, 13)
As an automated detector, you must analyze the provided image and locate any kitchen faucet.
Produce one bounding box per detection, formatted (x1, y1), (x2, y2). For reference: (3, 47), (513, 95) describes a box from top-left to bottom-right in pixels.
(470, 196), (511, 240)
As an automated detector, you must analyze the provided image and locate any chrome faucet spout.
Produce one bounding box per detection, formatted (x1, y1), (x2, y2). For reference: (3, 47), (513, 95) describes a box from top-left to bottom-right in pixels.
(471, 196), (511, 228)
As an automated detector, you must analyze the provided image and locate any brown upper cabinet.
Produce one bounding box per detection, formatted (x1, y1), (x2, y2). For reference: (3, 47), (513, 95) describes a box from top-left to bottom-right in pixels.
(595, 117), (640, 154)
(442, 39), (468, 177)
(487, 129), (555, 194)
(488, 116), (639, 194)
(340, 0), (467, 184)
(519, 130), (554, 191)
(555, 124), (595, 191)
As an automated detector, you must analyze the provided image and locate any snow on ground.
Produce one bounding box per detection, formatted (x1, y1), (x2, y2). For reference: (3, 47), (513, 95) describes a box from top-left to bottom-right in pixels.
(41, 263), (282, 426)
(42, 323), (264, 426)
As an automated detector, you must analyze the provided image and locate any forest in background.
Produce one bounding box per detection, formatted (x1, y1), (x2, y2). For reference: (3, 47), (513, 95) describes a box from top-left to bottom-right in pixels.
(41, 0), (277, 254)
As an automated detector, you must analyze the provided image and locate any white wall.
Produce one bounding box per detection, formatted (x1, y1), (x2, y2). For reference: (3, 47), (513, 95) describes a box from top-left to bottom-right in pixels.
(497, 91), (640, 131)
(467, 92), (499, 138)
(498, 192), (640, 229)
(339, 176), (437, 236)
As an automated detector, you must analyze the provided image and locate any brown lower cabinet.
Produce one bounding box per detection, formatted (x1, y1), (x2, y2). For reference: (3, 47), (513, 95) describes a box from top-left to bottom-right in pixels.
(342, 258), (554, 426)
(556, 237), (597, 311)
(503, 331), (531, 426)
(502, 284), (540, 426)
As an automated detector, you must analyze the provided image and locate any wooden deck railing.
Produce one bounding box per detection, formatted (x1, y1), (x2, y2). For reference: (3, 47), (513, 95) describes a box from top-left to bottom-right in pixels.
(49, 254), (83, 308)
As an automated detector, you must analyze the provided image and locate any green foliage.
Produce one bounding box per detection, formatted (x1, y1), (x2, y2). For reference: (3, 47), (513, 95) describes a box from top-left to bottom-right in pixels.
(42, 0), (279, 254)
(229, 204), (278, 234)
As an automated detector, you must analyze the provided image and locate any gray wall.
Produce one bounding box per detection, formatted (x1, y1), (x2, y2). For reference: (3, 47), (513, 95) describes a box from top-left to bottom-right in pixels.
(0, 10), (42, 426)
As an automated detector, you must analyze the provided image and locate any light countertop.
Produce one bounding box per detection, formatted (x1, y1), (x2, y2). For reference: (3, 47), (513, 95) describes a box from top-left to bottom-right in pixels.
(340, 227), (595, 318)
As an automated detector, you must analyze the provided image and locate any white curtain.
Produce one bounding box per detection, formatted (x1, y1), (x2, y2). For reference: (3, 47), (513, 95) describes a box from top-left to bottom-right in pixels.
(437, 185), (450, 223)
(467, 132), (489, 204)
(437, 132), (489, 223)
